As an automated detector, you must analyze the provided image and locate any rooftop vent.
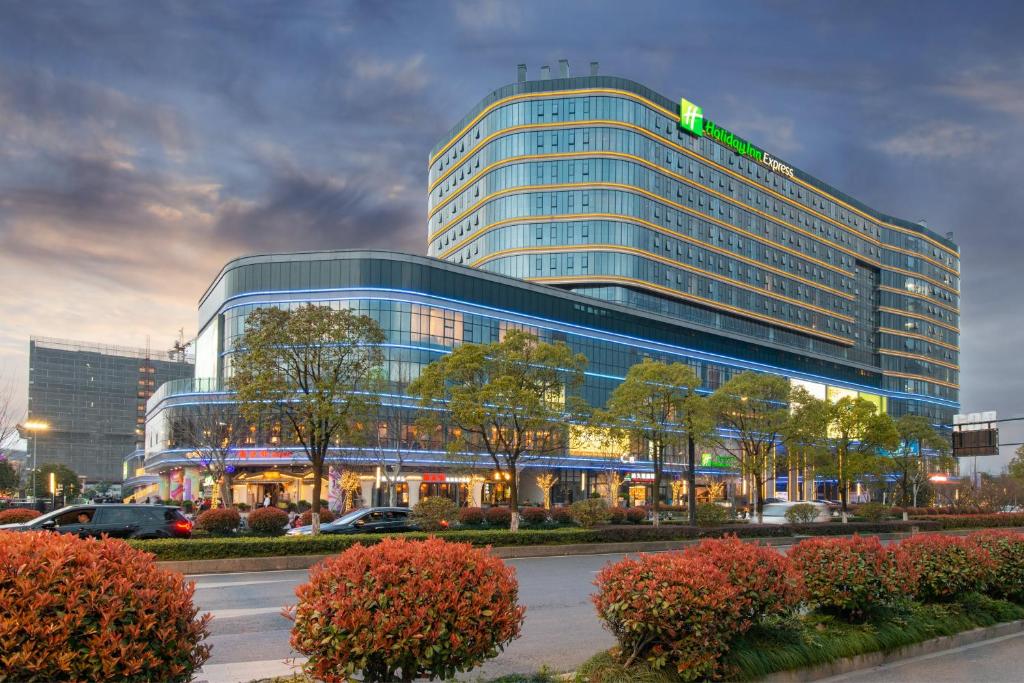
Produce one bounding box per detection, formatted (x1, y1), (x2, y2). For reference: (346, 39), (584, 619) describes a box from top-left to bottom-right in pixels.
(590, 61), (599, 76)
(517, 64), (527, 83)
(558, 59), (569, 78)
(540, 64), (550, 79)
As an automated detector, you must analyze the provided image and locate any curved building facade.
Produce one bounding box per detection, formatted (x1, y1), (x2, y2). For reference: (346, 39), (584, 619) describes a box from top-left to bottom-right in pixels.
(140, 250), (956, 508)
(427, 72), (959, 423)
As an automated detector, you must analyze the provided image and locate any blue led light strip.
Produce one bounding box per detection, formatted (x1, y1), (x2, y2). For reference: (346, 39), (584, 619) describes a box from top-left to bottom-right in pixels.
(216, 286), (958, 408)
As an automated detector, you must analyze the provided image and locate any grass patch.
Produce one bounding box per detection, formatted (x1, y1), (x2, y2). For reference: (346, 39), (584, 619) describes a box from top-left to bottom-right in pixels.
(576, 593), (1024, 681)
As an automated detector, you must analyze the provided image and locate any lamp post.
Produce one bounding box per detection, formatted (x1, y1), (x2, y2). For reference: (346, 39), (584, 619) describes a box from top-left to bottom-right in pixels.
(19, 421), (49, 501)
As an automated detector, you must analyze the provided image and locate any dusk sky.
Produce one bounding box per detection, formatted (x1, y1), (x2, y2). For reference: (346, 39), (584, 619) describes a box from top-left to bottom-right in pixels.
(2, 1), (1022, 458)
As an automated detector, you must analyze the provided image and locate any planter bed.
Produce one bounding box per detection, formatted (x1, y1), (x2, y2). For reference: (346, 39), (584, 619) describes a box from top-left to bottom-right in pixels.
(577, 593), (1024, 681)
(131, 520), (938, 561)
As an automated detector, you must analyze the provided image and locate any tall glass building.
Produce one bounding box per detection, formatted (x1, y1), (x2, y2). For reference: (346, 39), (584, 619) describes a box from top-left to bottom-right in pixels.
(427, 68), (959, 424)
(136, 67), (959, 509)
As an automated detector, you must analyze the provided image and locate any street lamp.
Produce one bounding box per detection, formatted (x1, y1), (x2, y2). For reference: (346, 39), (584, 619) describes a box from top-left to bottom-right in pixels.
(18, 420), (49, 501)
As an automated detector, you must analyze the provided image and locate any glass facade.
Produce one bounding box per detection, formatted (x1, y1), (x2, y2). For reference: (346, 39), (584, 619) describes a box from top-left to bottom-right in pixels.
(427, 74), (959, 412)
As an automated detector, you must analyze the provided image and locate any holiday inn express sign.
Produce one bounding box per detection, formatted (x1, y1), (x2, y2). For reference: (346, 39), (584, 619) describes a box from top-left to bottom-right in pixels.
(679, 97), (795, 179)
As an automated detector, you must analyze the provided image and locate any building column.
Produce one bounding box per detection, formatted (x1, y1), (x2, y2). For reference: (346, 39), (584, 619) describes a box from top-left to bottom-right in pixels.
(471, 479), (485, 508)
(359, 476), (375, 509)
(406, 475), (422, 507)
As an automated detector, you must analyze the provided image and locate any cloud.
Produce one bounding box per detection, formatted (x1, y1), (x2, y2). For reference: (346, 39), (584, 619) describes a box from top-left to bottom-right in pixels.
(453, 0), (522, 31)
(871, 121), (996, 159)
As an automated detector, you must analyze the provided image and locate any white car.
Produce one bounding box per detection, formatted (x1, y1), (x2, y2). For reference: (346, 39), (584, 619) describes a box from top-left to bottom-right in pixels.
(758, 501), (832, 525)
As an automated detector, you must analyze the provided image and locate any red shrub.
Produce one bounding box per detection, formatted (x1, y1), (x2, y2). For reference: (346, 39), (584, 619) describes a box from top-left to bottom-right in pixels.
(457, 506), (485, 525)
(625, 506), (647, 524)
(900, 534), (995, 602)
(550, 506), (572, 524)
(608, 507), (626, 524)
(789, 535), (911, 621)
(684, 536), (803, 623)
(520, 507), (548, 525)
(0, 531), (210, 681)
(0, 508), (40, 524)
(485, 506), (512, 526)
(593, 553), (742, 680)
(299, 508), (337, 526)
(289, 537), (524, 682)
(247, 506), (289, 534)
(195, 507), (241, 534)
(970, 530), (1024, 600)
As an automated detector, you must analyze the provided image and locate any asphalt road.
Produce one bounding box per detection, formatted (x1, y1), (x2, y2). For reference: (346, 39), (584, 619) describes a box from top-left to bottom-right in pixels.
(819, 630), (1024, 683)
(192, 553), (625, 682)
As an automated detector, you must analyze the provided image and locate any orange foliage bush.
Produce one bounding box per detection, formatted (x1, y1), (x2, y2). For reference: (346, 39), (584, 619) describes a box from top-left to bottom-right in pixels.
(299, 508), (336, 525)
(682, 536), (804, 624)
(289, 537), (524, 682)
(593, 553), (742, 680)
(195, 507), (241, 534)
(247, 506), (289, 534)
(0, 531), (211, 681)
(0, 508), (40, 524)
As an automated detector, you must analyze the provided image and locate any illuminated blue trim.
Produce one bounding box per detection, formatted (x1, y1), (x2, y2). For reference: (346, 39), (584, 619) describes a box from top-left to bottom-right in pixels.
(215, 286), (958, 408)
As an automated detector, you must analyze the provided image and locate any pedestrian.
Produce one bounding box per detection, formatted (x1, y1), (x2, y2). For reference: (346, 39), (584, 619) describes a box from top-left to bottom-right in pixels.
(263, 493), (271, 508)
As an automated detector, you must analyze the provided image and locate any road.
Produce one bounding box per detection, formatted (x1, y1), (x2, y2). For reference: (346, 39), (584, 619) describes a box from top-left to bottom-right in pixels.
(192, 553), (623, 683)
(820, 630), (1024, 682)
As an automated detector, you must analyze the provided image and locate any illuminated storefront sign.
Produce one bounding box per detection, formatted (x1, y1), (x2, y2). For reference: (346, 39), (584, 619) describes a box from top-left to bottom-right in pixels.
(700, 453), (737, 469)
(569, 425), (628, 458)
(422, 472), (447, 483)
(679, 97), (795, 178)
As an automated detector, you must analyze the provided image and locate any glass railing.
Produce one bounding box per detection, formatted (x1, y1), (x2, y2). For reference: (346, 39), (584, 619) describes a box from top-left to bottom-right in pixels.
(148, 377), (229, 409)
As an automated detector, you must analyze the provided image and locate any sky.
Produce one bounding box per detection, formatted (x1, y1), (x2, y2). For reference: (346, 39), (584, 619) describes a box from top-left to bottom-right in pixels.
(1, 0), (1022, 466)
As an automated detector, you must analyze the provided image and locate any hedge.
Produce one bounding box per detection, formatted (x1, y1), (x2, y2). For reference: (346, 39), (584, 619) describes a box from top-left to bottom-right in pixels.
(911, 513), (1024, 529)
(130, 520), (940, 561)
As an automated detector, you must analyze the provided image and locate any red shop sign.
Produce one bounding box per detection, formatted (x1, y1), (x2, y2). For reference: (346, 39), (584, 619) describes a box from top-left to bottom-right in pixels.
(422, 473), (446, 483)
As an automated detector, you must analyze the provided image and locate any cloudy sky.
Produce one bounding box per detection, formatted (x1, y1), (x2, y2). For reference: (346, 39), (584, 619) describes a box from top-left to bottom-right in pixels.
(2, 0), (1022, 458)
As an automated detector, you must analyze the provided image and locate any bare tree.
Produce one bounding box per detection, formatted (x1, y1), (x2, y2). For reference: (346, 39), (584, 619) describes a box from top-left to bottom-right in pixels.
(0, 371), (18, 459)
(368, 364), (418, 507)
(177, 400), (250, 507)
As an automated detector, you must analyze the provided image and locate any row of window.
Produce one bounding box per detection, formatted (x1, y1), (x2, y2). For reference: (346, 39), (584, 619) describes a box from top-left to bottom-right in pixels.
(430, 94), (959, 271)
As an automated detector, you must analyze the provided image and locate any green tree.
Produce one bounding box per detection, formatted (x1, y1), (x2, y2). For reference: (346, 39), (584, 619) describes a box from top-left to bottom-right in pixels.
(820, 397), (900, 520)
(783, 389), (832, 501)
(891, 415), (953, 508)
(1008, 445), (1024, 482)
(708, 372), (793, 522)
(408, 329), (587, 532)
(0, 458), (19, 495)
(33, 463), (80, 500)
(230, 304), (385, 533)
(598, 360), (707, 527)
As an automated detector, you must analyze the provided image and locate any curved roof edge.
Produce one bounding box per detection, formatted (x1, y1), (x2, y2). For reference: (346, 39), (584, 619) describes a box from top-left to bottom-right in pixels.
(430, 74), (957, 251)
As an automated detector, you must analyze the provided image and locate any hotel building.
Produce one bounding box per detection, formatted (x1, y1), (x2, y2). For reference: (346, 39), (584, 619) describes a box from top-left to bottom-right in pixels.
(130, 65), (959, 509)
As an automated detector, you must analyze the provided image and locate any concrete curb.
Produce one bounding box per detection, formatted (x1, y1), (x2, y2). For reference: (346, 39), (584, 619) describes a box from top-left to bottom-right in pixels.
(158, 531), (927, 574)
(757, 618), (1024, 682)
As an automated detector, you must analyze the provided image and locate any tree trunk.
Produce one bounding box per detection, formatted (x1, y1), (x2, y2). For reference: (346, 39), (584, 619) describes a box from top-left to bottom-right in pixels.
(221, 471), (234, 507)
(508, 467), (520, 532)
(753, 474), (763, 524)
(311, 459), (323, 535)
(687, 435), (697, 526)
(651, 444), (662, 528)
(839, 446), (848, 522)
(388, 477), (397, 507)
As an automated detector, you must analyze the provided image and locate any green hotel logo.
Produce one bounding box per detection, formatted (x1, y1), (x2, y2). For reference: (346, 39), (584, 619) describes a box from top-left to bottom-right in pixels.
(678, 97), (795, 179)
(679, 97), (703, 136)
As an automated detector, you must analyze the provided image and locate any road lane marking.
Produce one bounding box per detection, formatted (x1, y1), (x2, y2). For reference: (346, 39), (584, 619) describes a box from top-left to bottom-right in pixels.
(209, 607), (289, 619)
(193, 578), (297, 590)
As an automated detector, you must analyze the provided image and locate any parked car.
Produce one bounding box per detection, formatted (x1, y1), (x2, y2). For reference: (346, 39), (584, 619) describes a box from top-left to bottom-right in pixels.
(0, 504), (192, 539)
(758, 501), (832, 525)
(286, 507), (417, 536)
